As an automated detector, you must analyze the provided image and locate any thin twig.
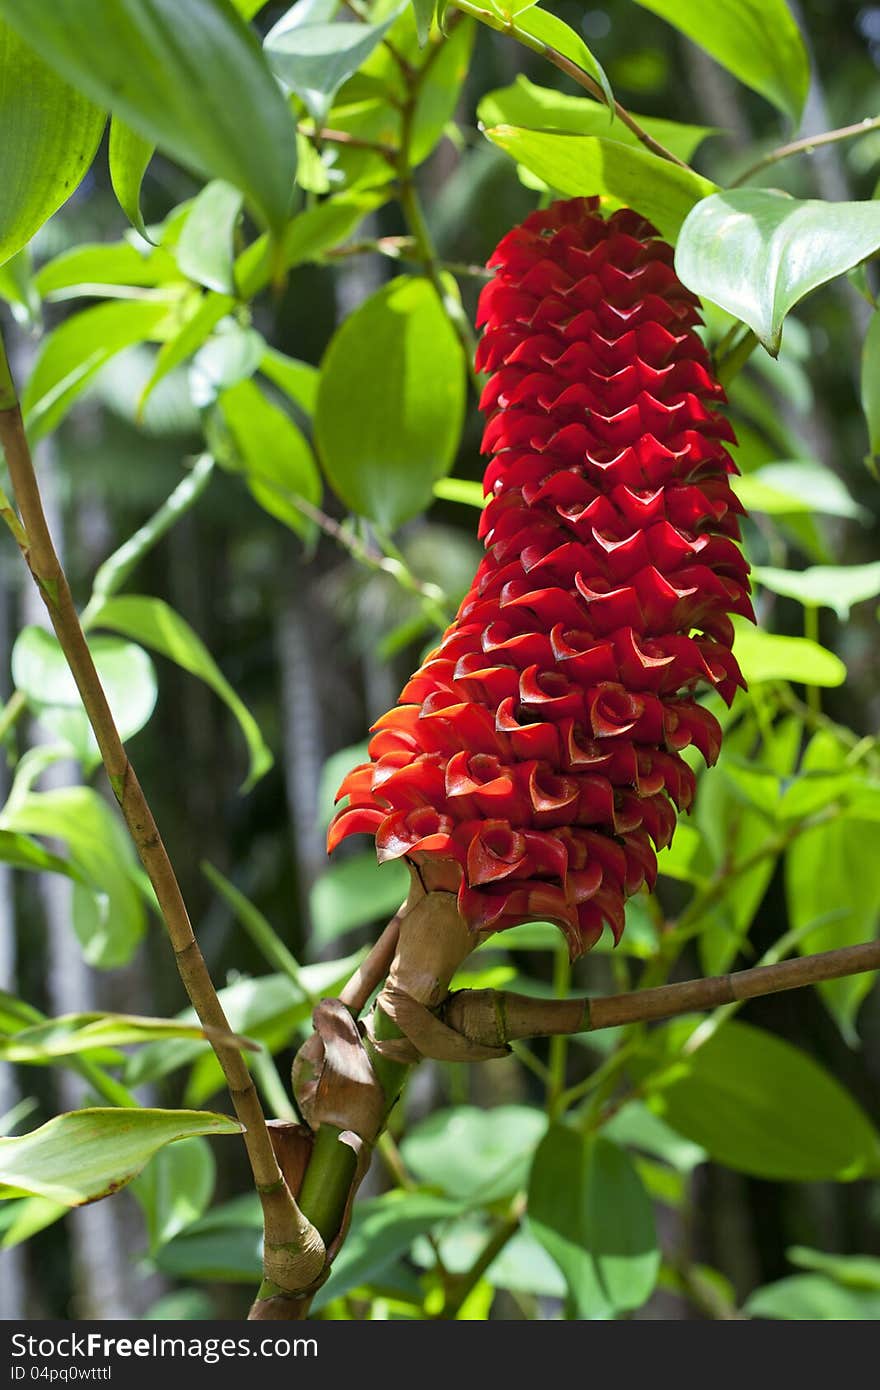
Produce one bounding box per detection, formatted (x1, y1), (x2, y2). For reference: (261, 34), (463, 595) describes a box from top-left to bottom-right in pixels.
(338, 909), (403, 1013)
(0, 334), (316, 1291)
(296, 122), (399, 163)
(732, 115), (880, 187)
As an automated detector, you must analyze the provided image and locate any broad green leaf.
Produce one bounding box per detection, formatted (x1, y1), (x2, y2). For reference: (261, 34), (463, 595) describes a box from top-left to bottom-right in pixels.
(745, 1274), (880, 1320)
(22, 299), (172, 440)
(786, 734), (880, 1037)
(155, 1197), (263, 1283)
(0, 1195), (68, 1248)
(189, 324), (264, 408)
(176, 181), (244, 295)
(0, 0), (297, 234)
(484, 126), (715, 241)
(510, 5), (612, 109)
(733, 460), (869, 523)
(89, 594), (272, 792)
(108, 117), (154, 241)
(633, 0), (809, 126)
(676, 190), (880, 353)
(313, 1192), (464, 1310)
(265, 10), (402, 124)
(310, 853), (408, 947)
(259, 350), (320, 417)
(35, 240), (180, 298)
(138, 293), (234, 413)
(401, 1105), (547, 1204)
(0, 20), (104, 267)
(316, 275), (466, 528)
(528, 1127), (659, 1319)
(12, 627), (157, 771)
(478, 76), (713, 164)
(731, 616), (846, 687)
(0, 1011), (252, 1064)
(603, 1101), (707, 1173)
(218, 378), (322, 538)
(788, 1245), (880, 1290)
(639, 1018), (880, 1181)
(0, 788), (146, 969)
(410, 1213), (566, 1298)
(130, 1136), (215, 1254)
(0, 829), (80, 882)
(0, 1108), (240, 1206)
(861, 311), (880, 473)
(752, 562), (880, 620)
(411, 0), (434, 45)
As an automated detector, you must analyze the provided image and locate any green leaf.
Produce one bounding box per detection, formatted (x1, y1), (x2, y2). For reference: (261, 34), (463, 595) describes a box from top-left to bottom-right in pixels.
(176, 181), (244, 295)
(676, 190), (880, 353)
(510, 5), (612, 109)
(478, 76), (713, 164)
(484, 126), (715, 241)
(0, 0), (297, 234)
(0, 829), (81, 882)
(401, 1105), (548, 1203)
(0, 788), (146, 969)
(786, 735), (880, 1038)
(12, 627), (157, 771)
(861, 311), (880, 473)
(0, 20), (104, 267)
(22, 299), (172, 441)
(154, 1197), (263, 1283)
(0, 1108), (240, 1206)
(235, 191), (386, 298)
(411, 0), (434, 45)
(35, 240), (180, 299)
(313, 1192), (464, 1310)
(433, 477), (486, 510)
(189, 324), (264, 408)
(218, 378), (322, 538)
(138, 293), (234, 413)
(0, 1011), (252, 1064)
(745, 1274), (880, 1320)
(639, 1018), (880, 1180)
(259, 349), (320, 417)
(265, 9), (402, 125)
(0, 248), (40, 329)
(130, 1136), (215, 1254)
(527, 1127), (659, 1319)
(632, 0), (809, 126)
(731, 616), (846, 687)
(733, 460), (869, 523)
(752, 562), (880, 620)
(89, 594), (272, 792)
(108, 116), (154, 241)
(788, 1245), (880, 1290)
(316, 275), (465, 528)
(310, 853), (408, 947)
(602, 1100), (707, 1173)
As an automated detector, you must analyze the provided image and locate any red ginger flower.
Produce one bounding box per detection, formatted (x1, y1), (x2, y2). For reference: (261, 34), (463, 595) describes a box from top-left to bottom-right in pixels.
(329, 197), (753, 957)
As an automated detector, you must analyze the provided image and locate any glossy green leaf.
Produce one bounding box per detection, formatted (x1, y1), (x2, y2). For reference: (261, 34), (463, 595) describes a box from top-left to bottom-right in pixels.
(0, 1011), (252, 1064)
(528, 1127), (659, 1319)
(22, 299), (172, 441)
(861, 310), (880, 473)
(0, 1109), (240, 1206)
(0, 19), (104, 267)
(0, 830), (81, 882)
(130, 1136), (215, 1254)
(633, 0), (809, 126)
(176, 181), (244, 295)
(12, 627), (157, 771)
(108, 116), (154, 241)
(154, 1196), (263, 1283)
(484, 126), (715, 241)
(603, 1101), (707, 1173)
(731, 616), (846, 687)
(0, 788), (146, 969)
(316, 275), (465, 528)
(752, 562), (880, 620)
(0, 1196), (68, 1249)
(35, 240), (179, 298)
(478, 76), (713, 163)
(265, 9), (402, 124)
(733, 460), (869, 523)
(745, 1274), (880, 1320)
(259, 350), (320, 417)
(510, 5), (612, 109)
(786, 734), (880, 1038)
(402, 1106), (548, 1203)
(0, 0), (297, 233)
(219, 378), (322, 537)
(235, 191), (385, 298)
(676, 190), (880, 353)
(788, 1245), (880, 1290)
(310, 853), (408, 947)
(89, 594), (272, 792)
(639, 1018), (880, 1180)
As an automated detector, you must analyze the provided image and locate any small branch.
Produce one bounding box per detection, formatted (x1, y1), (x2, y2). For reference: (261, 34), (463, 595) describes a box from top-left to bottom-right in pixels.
(450, 0), (689, 169)
(440, 1194), (525, 1318)
(731, 115), (880, 187)
(296, 122), (399, 163)
(338, 908), (403, 1014)
(443, 936), (880, 1045)
(715, 327), (760, 384)
(0, 332), (317, 1294)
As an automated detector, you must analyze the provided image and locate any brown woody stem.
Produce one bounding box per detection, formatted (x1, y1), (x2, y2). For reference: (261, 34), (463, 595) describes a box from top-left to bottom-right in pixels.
(443, 937), (880, 1045)
(731, 114), (880, 186)
(0, 333), (320, 1300)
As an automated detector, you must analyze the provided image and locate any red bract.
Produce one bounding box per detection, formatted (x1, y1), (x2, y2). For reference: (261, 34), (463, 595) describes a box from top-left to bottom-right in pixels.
(329, 197), (752, 956)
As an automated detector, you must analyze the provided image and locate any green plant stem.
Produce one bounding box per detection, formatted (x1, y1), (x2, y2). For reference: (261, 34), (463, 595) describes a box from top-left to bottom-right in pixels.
(440, 1195), (526, 1318)
(448, 0), (688, 168)
(0, 689), (27, 744)
(803, 603), (822, 714)
(732, 114), (880, 187)
(715, 327), (760, 385)
(545, 943), (571, 1118)
(0, 330), (314, 1296)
